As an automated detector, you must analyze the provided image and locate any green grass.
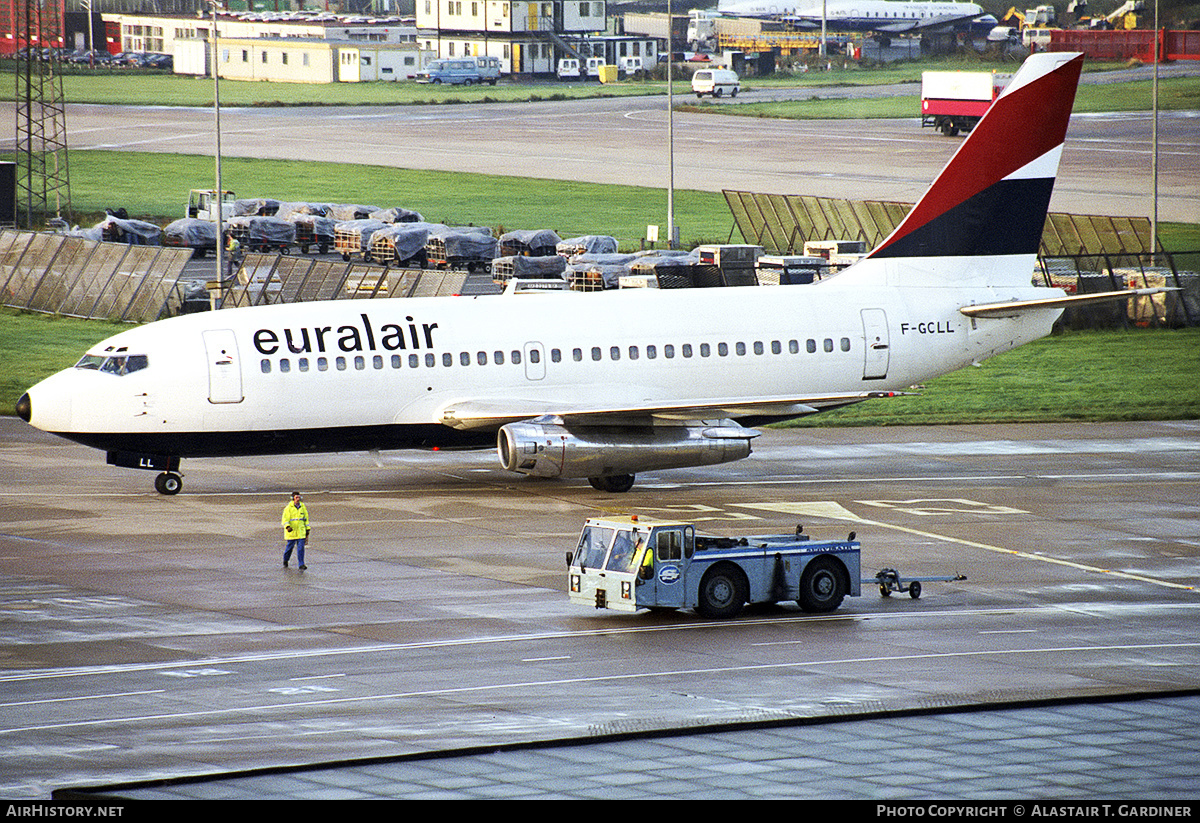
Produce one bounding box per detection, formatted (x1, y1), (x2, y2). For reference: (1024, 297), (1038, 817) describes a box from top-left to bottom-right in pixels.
(63, 150), (738, 250)
(784, 327), (1200, 427)
(4, 310), (1195, 424)
(0, 310), (124, 412)
(0, 69), (669, 107)
(4, 60), (1197, 116)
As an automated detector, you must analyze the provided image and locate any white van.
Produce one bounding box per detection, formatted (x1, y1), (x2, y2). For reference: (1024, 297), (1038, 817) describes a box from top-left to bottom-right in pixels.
(585, 56), (606, 79)
(557, 58), (581, 80)
(618, 56), (644, 76)
(691, 68), (739, 98)
(416, 57), (498, 86)
(475, 56), (501, 85)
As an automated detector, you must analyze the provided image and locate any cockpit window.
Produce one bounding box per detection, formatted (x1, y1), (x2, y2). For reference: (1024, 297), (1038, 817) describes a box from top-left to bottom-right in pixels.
(78, 354), (148, 375)
(74, 354), (105, 370)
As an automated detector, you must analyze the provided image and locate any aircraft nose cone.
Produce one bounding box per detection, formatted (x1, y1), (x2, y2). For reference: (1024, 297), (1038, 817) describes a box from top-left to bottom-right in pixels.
(16, 392), (31, 423)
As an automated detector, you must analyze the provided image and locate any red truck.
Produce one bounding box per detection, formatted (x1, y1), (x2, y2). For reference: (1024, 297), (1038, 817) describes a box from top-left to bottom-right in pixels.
(921, 71), (1011, 137)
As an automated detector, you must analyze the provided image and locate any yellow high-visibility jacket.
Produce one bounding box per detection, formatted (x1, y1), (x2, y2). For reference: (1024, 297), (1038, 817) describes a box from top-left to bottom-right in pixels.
(282, 501), (310, 539)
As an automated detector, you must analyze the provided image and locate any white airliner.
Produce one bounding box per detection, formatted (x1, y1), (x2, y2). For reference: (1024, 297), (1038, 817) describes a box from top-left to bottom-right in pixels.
(17, 53), (1151, 496)
(715, 0), (996, 35)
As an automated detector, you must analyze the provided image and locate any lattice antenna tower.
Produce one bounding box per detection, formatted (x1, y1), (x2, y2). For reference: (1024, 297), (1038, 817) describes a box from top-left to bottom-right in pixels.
(8, 0), (72, 228)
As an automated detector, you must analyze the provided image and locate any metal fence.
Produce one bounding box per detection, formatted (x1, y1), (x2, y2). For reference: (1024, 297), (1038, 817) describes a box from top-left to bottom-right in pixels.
(723, 191), (1197, 328)
(1040, 253), (1197, 329)
(0, 230), (193, 322)
(723, 190), (1161, 258)
(218, 253), (472, 308)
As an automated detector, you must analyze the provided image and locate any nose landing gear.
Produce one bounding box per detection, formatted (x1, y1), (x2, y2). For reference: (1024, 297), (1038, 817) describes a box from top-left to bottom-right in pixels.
(154, 472), (183, 495)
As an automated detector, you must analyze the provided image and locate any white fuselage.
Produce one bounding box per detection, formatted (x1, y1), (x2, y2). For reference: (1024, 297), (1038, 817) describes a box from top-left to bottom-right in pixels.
(716, 0), (986, 29)
(24, 264), (1057, 455)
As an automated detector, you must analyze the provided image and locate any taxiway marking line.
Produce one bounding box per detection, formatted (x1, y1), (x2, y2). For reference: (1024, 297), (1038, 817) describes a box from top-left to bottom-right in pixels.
(3, 641), (1199, 736)
(5, 604), (1200, 686)
(860, 517), (1197, 593)
(0, 689), (165, 708)
(736, 502), (1198, 594)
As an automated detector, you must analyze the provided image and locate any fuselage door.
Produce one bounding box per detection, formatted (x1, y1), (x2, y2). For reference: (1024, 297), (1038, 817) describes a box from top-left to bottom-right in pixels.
(524, 341), (546, 381)
(861, 308), (890, 381)
(203, 329), (243, 404)
(650, 527), (690, 609)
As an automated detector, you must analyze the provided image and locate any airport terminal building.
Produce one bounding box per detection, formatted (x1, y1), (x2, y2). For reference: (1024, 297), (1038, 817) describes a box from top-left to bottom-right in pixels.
(97, 6), (655, 79)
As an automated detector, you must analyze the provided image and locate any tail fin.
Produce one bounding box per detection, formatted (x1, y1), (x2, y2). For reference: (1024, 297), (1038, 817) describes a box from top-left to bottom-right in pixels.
(866, 52), (1083, 268)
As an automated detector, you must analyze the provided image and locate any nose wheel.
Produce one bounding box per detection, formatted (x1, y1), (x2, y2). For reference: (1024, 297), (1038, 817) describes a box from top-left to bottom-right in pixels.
(154, 472), (183, 495)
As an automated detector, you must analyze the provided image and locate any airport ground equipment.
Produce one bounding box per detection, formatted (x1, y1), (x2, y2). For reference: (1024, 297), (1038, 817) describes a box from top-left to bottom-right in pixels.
(920, 71), (1010, 137)
(335, 219), (389, 261)
(370, 223), (431, 267)
(290, 214), (335, 255)
(425, 225), (498, 272)
(187, 189), (236, 222)
(567, 515), (861, 618)
(163, 218), (217, 258)
(225, 216), (295, 254)
(868, 568), (967, 599)
(499, 229), (561, 258)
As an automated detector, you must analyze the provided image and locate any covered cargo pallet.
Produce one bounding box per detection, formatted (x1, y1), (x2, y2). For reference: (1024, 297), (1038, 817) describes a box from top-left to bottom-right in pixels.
(558, 235), (619, 256)
(97, 217), (162, 246)
(369, 223), (432, 267)
(425, 226), (498, 272)
(288, 214), (336, 255)
(163, 218), (218, 257)
(329, 204), (382, 221)
(566, 253), (640, 291)
(630, 251), (699, 289)
(227, 216), (296, 253)
(492, 254), (568, 282)
(499, 228), (561, 257)
(233, 198), (281, 217)
(335, 219), (390, 261)
(370, 207), (424, 224)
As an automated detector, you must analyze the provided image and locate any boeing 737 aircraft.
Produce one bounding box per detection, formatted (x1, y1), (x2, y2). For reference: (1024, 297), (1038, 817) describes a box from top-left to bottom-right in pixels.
(714, 0), (996, 35)
(18, 53), (1147, 496)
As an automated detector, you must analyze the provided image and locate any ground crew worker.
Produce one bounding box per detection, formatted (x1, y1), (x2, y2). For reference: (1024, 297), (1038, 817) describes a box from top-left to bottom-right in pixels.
(226, 234), (242, 279)
(638, 541), (654, 583)
(281, 491), (311, 570)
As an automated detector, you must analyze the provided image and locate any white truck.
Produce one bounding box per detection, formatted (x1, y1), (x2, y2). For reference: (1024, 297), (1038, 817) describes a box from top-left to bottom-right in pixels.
(568, 515), (861, 618)
(920, 71), (1010, 137)
(187, 189), (237, 222)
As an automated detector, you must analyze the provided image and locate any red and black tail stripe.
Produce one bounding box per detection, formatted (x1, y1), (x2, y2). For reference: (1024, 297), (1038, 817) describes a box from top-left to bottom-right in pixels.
(870, 54), (1083, 260)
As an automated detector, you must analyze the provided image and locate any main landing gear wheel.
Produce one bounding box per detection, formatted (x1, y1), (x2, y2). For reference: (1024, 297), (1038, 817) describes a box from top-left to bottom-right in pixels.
(587, 474), (635, 493)
(154, 472), (183, 496)
(797, 557), (846, 613)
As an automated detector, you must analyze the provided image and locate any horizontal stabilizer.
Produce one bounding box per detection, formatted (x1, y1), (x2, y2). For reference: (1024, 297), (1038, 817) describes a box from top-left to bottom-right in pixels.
(960, 288), (1175, 318)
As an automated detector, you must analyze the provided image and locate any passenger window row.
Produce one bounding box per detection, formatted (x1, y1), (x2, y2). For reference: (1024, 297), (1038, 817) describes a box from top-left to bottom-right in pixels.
(259, 337), (853, 374)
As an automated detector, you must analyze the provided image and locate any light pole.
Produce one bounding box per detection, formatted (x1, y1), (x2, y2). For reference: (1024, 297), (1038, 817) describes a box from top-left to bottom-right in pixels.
(1151, 0), (1159, 264)
(210, 1), (226, 298)
(80, 0), (93, 67)
(666, 0), (678, 249)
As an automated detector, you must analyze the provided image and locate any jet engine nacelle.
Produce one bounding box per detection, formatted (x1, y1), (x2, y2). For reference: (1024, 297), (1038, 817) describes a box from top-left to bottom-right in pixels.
(496, 419), (756, 479)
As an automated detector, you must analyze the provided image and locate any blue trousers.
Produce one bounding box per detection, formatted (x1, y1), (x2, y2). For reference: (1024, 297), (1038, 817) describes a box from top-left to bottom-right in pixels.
(284, 538), (306, 567)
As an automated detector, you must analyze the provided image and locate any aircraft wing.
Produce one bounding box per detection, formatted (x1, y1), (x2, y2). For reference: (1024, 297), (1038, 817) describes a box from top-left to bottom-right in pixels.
(436, 391), (905, 430)
(960, 288), (1174, 318)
